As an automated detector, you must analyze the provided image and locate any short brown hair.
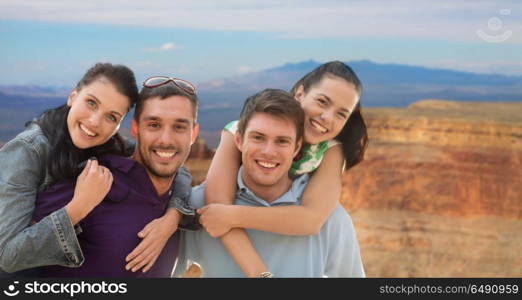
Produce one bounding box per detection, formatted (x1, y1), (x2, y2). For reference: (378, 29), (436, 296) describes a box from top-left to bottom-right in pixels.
(237, 89), (304, 142)
(134, 83), (199, 123)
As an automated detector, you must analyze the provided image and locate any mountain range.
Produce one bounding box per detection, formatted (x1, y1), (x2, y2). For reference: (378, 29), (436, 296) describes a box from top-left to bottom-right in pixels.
(1, 60), (521, 147)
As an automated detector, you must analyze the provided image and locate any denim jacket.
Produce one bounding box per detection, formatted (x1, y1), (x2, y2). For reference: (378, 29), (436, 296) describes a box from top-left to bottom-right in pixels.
(0, 124), (196, 274)
(0, 124), (82, 274)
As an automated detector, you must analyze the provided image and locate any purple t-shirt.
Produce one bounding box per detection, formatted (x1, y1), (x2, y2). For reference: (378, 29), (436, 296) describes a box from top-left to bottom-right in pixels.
(33, 154), (180, 278)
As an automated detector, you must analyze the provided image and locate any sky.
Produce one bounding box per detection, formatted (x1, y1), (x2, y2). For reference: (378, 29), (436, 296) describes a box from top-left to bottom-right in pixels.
(0, 0), (521, 87)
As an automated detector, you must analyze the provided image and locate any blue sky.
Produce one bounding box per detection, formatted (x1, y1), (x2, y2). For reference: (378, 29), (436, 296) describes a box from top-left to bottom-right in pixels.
(0, 0), (520, 87)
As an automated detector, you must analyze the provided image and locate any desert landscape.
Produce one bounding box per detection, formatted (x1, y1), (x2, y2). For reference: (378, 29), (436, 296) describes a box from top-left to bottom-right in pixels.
(185, 99), (522, 277)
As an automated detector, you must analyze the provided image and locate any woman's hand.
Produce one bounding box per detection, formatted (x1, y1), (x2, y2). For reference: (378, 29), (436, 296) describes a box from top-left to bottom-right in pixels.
(198, 204), (237, 238)
(65, 158), (113, 225)
(125, 209), (180, 273)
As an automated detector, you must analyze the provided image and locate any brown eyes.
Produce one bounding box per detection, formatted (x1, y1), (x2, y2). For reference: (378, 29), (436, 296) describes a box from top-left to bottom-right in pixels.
(146, 123), (188, 131)
(315, 98), (350, 119)
(175, 125), (188, 132)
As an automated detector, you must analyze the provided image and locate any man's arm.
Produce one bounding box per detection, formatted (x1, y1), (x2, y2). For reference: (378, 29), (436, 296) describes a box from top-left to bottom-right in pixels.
(126, 167), (194, 272)
(198, 146), (344, 236)
(125, 208), (181, 272)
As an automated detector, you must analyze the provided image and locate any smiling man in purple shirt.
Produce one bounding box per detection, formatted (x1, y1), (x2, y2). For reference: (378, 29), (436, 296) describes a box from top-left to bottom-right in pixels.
(33, 76), (200, 277)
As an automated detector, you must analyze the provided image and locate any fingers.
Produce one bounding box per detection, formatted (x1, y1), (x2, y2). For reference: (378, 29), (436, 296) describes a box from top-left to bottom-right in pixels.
(125, 244), (153, 272)
(105, 167), (113, 186)
(137, 223), (153, 238)
(126, 241), (146, 263)
(141, 255), (160, 273)
(87, 160), (109, 177)
(86, 159), (102, 181)
(126, 254), (143, 272)
(86, 161), (112, 186)
(78, 159), (92, 179)
(130, 251), (158, 273)
(196, 206), (207, 215)
(198, 208), (211, 225)
(125, 251), (143, 271)
(87, 158), (99, 176)
(126, 218), (161, 263)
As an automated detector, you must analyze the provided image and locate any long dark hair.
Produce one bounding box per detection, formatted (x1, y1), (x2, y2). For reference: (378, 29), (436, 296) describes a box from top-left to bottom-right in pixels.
(290, 61), (368, 171)
(36, 63), (139, 182)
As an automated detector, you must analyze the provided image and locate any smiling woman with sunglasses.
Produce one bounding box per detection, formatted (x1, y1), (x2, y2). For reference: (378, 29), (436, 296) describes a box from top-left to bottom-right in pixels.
(0, 63), (139, 276)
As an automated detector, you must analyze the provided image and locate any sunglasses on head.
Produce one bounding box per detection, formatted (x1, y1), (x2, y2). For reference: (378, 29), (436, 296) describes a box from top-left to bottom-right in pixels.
(142, 76), (196, 95)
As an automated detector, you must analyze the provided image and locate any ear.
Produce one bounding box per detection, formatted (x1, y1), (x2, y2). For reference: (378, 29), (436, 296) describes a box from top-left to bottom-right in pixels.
(67, 90), (78, 107)
(294, 85), (305, 102)
(293, 138), (303, 159)
(190, 123), (200, 145)
(234, 132), (243, 152)
(131, 119), (138, 139)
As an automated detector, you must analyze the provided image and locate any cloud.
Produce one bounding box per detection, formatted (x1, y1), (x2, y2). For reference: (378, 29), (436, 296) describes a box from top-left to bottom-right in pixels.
(144, 42), (181, 52)
(237, 66), (255, 74)
(207, 79), (227, 88)
(160, 42), (178, 50)
(1, 0), (521, 43)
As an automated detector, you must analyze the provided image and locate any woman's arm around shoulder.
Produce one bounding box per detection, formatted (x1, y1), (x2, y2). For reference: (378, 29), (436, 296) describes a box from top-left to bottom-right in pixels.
(224, 144), (344, 235)
(0, 131), (83, 273)
(205, 130), (241, 205)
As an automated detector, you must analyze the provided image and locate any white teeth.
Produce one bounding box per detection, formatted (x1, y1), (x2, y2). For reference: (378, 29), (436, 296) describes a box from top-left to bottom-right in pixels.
(310, 120), (328, 133)
(156, 151), (176, 158)
(80, 124), (96, 137)
(258, 161), (277, 168)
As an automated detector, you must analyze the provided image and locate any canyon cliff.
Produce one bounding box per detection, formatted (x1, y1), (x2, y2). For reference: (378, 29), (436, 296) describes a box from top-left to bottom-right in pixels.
(343, 100), (522, 277)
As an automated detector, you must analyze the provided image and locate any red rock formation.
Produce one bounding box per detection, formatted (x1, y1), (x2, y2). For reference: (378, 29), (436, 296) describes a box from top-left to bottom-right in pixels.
(189, 138), (215, 160)
(185, 138), (215, 185)
(344, 100), (522, 219)
(342, 100), (522, 277)
(343, 142), (522, 219)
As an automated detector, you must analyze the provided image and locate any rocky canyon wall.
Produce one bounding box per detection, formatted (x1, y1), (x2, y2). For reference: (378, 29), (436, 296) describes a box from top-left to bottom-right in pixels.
(342, 100), (522, 277)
